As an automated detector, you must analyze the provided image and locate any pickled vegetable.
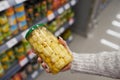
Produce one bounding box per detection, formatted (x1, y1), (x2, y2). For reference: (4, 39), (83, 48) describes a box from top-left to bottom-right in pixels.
(25, 24), (73, 74)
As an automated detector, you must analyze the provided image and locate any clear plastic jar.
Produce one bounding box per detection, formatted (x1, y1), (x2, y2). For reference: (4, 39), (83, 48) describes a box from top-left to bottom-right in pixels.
(25, 24), (73, 74)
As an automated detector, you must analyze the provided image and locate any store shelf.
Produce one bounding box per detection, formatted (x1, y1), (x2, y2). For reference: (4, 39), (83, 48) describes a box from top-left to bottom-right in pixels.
(54, 18), (74, 36)
(0, 60), (23, 80)
(27, 68), (43, 80)
(0, 52), (37, 80)
(66, 35), (73, 43)
(0, 0), (77, 53)
(0, 0), (26, 12)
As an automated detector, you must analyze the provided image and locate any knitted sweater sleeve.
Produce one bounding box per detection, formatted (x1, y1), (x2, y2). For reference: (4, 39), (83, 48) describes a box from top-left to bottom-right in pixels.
(71, 50), (120, 79)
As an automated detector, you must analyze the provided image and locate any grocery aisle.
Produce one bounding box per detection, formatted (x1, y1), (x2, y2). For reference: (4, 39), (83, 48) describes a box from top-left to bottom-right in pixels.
(36, 0), (120, 80)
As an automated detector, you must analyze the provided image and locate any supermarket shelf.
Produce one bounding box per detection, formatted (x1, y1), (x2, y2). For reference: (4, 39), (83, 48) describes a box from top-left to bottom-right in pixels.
(66, 35), (73, 43)
(54, 18), (74, 36)
(0, 0), (77, 53)
(0, 60), (22, 80)
(27, 68), (43, 80)
(0, 52), (36, 80)
(0, 0), (26, 12)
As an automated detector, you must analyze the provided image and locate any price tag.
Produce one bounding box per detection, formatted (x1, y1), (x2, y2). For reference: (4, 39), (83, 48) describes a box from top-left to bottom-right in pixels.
(64, 3), (70, 10)
(0, 1), (10, 12)
(6, 38), (18, 48)
(69, 36), (73, 41)
(58, 7), (64, 14)
(69, 19), (74, 25)
(31, 71), (38, 79)
(47, 13), (55, 21)
(22, 29), (29, 38)
(19, 58), (28, 67)
(28, 52), (36, 59)
(55, 31), (60, 36)
(60, 27), (65, 33)
(71, 0), (76, 6)
(15, 0), (26, 4)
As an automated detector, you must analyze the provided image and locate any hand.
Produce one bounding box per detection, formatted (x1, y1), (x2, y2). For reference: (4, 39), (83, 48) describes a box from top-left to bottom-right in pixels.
(37, 37), (72, 73)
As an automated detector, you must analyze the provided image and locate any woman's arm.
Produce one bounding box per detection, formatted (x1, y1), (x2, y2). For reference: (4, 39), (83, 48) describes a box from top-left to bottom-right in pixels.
(71, 50), (120, 79)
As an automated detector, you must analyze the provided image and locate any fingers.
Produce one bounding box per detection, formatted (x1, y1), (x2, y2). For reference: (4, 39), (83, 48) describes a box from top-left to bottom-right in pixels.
(37, 57), (43, 63)
(58, 37), (72, 54)
(61, 63), (71, 72)
(37, 57), (51, 73)
(58, 36), (67, 48)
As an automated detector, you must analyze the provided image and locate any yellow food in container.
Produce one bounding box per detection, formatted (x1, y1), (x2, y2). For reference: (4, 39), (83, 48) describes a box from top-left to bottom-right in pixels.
(25, 24), (73, 74)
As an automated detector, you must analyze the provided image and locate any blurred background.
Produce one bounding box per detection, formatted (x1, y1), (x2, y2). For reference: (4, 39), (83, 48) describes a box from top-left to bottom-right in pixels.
(0, 0), (120, 80)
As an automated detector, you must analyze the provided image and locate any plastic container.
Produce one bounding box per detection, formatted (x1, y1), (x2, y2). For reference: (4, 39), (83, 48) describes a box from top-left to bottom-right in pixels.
(25, 24), (73, 74)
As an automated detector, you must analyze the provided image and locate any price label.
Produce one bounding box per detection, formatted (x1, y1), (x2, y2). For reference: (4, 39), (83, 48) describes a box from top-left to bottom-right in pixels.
(47, 13), (55, 21)
(19, 58), (28, 67)
(71, 0), (76, 6)
(28, 52), (36, 59)
(55, 31), (60, 37)
(64, 3), (70, 10)
(6, 38), (18, 48)
(69, 19), (74, 25)
(22, 29), (29, 38)
(68, 36), (73, 41)
(31, 71), (38, 79)
(60, 27), (65, 33)
(15, 0), (26, 4)
(58, 7), (64, 14)
(0, 1), (10, 12)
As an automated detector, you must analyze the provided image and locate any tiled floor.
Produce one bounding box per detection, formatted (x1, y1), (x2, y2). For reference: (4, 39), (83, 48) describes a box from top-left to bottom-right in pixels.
(36, 0), (120, 80)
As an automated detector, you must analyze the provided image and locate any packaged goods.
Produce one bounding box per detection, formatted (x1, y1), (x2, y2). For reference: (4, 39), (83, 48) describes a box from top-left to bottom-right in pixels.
(0, 29), (4, 45)
(25, 4), (34, 26)
(0, 62), (4, 77)
(12, 73), (22, 80)
(32, 63), (39, 71)
(0, 53), (11, 70)
(14, 3), (25, 12)
(22, 39), (31, 53)
(10, 25), (19, 35)
(18, 20), (28, 31)
(34, 1), (41, 21)
(25, 64), (33, 75)
(14, 42), (26, 60)
(6, 49), (16, 64)
(6, 7), (19, 36)
(7, 15), (17, 26)
(61, 29), (71, 40)
(1, 23), (11, 40)
(0, 12), (8, 25)
(47, 0), (53, 10)
(6, 7), (14, 16)
(16, 11), (26, 22)
(20, 69), (28, 80)
(41, 1), (47, 17)
(25, 24), (73, 74)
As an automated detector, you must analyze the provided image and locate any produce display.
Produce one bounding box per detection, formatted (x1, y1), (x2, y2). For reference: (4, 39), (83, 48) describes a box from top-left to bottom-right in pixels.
(25, 24), (73, 74)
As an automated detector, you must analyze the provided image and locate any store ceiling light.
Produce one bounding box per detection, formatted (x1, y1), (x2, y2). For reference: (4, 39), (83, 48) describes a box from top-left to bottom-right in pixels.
(112, 20), (120, 27)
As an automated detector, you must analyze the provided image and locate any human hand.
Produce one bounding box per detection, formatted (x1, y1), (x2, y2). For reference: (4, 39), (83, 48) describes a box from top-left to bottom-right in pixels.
(37, 37), (72, 73)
